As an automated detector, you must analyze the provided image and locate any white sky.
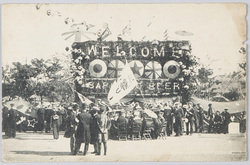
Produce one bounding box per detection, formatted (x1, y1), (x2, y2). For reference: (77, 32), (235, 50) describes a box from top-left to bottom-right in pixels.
(2, 4), (246, 75)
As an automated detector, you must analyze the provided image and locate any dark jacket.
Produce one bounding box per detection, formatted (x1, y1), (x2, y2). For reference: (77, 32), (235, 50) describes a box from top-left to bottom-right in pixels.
(214, 115), (222, 123)
(164, 107), (173, 121)
(222, 111), (231, 124)
(75, 112), (92, 143)
(173, 108), (184, 119)
(90, 114), (99, 144)
(116, 116), (127, 131)
(8, 108), (18, 124)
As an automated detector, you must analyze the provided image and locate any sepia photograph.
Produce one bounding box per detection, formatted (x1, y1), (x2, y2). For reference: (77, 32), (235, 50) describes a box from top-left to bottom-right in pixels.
(1, 3), (247, 162)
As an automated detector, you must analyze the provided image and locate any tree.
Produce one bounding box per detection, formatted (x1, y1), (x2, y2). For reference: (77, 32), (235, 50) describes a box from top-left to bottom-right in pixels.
(197, 67), (213, 84)
(1, 62), (37, 100)
(2, 53), (75, 104)
(30, 55), (74, 104)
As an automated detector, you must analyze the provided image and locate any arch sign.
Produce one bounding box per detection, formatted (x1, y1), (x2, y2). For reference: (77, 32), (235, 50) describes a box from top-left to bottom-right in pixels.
(72, 40), (191, 97)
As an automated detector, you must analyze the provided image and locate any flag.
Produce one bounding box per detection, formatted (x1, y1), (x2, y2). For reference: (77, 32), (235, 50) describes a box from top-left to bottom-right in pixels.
(122, 22), (131, 36)
(147, 16), (155, 27)
(163, 30), (168, 41)
(76, 91), (93, 105)
(141, 36), (146, 41)
(101, 27), (112, 40)
(108, 62), (137, 105)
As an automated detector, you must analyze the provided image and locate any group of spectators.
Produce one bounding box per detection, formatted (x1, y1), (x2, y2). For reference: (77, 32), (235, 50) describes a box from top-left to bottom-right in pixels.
(64, 102), (110, 156)
(2, 98), (247, 156)
(107, 101), (235, 139)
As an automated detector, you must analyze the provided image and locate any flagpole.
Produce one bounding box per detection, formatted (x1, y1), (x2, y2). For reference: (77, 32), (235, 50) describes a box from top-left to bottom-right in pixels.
(135, 85), (146, 104)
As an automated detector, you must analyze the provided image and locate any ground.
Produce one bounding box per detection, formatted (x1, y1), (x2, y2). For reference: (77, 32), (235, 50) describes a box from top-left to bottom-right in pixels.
(2, 131), (247, 162)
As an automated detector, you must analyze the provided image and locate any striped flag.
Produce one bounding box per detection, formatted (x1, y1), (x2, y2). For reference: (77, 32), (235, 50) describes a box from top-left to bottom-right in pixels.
(163, 30), (168, 41)
(101, 27), (112, 40)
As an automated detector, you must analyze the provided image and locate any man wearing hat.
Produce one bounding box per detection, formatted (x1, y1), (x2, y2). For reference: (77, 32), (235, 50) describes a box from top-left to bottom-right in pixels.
(185, 102), (195, 135)
(221, 108), (231, 134)
(2, 102), (9, 137)
(163, 103), (174, 136)
(192, 103), (199, 133)
(173, 102), (184, 137)
(64, 105), (78, 154)
(51, 106), (60, 140)
(45, 104), (53, 133)
(207, 104), (214, 133)
(37, 104), (45, 133)
(207, 103), (214, 118)
(96, 105), (111, 155)
(89, 105), (100, 154)
(115, 111), (128, 137)
(196, 103), (204, 133)
(74, 103), (92, 155)
(8, 103), (18, 138)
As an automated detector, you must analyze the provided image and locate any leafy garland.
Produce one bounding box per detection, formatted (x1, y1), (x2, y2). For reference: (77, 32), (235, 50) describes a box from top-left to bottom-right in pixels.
(68, 40), (199, 104)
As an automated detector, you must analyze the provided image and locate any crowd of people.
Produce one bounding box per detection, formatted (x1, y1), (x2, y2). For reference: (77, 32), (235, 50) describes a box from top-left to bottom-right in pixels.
(2, 99), (247, 156)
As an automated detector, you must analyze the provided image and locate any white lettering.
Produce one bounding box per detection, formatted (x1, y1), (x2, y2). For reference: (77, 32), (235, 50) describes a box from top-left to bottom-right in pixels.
(141, 47), (149, 57)
(129, 47), (136, 56)
(173, 82), (180, 95)
(88, 45), (97, 55)
(96, 82), (101, 89)
(154, 46), (165, 56)
(165, 82), (171, 95)
(102, 46), (109, 57)
(116, 46), (122, 56)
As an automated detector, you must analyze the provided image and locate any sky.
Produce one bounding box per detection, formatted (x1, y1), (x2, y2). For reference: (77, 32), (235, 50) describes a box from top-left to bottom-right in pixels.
(2, 3), (246, 75)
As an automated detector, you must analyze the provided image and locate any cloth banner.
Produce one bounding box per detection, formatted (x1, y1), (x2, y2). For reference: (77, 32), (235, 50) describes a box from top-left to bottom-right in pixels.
(108, 62), (137, 105)
(76, 90), (93, 105)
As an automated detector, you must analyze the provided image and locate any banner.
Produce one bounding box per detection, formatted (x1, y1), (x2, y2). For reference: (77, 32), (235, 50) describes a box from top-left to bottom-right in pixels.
(76, 90), (93, 105)
(108, 62), (137, 105)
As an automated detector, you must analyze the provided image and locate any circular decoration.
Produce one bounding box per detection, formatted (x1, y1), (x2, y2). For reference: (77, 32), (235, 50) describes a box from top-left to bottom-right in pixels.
(89, 59), (107, 78)
(107, 60), (124, 78)
(163, 60), (181, 79)
(144, 61), (162, 79)
(129, 60), (144, 78)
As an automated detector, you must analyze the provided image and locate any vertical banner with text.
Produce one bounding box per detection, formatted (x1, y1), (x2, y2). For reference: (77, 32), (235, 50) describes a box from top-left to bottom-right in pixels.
(108, 62), (137, 105)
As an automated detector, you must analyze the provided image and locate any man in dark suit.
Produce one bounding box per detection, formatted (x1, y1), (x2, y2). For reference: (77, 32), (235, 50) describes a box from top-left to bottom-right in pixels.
(8, 104), (18, 138)
(173, 102), (184, 137)
(207, 103), (214, 118)
(163, 103), (174, 136)
(221, 108), (231, 134)
(74, 103), (92, 155)
(197, 103), (204, 133)
(192, 104), (199, 133)
(2, 102), (9, 136)
(115, 111), (127, 134)
(37, 104), (45, 133)
(185, 102), (194, 135)
(89, 106), (100, 154)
